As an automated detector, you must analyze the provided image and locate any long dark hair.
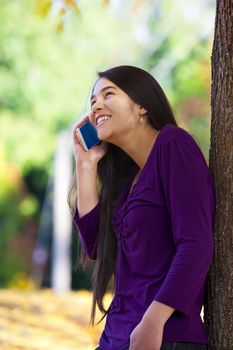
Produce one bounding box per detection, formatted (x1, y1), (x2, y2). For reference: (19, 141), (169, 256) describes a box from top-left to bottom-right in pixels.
(68, 65), (178, 326)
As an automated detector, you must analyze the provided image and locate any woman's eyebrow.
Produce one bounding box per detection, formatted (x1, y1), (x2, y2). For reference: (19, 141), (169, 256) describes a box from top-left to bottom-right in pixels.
(91, 86), (117, 101)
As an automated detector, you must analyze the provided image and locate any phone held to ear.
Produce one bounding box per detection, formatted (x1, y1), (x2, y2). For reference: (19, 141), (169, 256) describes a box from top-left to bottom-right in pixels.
(76, 120), (102, 151)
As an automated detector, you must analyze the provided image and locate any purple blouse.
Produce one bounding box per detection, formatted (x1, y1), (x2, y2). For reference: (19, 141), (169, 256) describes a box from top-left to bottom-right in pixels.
(73, 124), (216, 350)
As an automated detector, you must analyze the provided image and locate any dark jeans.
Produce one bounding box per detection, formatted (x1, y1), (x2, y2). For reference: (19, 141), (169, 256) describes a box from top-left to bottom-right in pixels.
(94, 343), (208, 350)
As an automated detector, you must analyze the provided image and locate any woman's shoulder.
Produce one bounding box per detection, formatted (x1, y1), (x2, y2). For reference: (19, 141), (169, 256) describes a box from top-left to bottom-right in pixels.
(158, 123), (201, 149)
(157, 123), (207, 164)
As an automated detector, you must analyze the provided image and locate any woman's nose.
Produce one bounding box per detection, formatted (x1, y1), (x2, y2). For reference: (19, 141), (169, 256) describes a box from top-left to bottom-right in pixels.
(92, 98), (104, 112)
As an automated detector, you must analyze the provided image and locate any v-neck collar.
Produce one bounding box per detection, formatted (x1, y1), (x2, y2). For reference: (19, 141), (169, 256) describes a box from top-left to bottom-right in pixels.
(116, 124), (171, 207)
(125, 124), (169, 199)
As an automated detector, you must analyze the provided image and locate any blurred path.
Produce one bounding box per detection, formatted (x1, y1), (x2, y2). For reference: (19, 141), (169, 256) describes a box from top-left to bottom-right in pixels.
(0, 289), (111, 350)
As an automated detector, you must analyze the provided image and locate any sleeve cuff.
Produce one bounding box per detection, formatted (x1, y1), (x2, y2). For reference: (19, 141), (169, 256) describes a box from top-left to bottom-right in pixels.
(73, 201), (101, 229)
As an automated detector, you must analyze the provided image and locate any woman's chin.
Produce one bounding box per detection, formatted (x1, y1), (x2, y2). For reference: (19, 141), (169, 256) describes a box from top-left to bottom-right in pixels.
(97, 129), (112, 142)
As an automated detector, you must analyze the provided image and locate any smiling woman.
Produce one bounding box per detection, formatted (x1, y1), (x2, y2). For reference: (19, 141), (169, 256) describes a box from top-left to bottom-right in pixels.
(88, 76), (161, 155)
(68, 65), (215, 350)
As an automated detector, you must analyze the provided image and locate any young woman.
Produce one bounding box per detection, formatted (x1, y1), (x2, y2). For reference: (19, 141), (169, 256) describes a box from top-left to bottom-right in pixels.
(68, 65), (216, 350)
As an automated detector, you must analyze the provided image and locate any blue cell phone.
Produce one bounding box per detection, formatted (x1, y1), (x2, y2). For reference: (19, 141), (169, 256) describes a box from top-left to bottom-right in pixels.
(76, 120), (101, 151)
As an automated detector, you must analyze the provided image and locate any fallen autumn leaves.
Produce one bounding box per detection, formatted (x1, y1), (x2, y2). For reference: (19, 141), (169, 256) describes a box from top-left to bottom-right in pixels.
(0, 289), (112, 350)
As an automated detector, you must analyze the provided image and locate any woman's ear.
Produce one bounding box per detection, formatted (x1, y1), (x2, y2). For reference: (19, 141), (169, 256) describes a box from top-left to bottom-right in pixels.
(139, 106), (148, 116)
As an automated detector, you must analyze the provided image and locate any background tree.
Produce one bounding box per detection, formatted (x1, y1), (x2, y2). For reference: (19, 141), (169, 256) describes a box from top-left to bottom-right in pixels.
(204, 0), (233, 348)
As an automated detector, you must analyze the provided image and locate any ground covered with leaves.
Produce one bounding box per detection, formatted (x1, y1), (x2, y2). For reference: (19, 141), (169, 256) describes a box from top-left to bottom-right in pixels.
(0, 289), (112, 350)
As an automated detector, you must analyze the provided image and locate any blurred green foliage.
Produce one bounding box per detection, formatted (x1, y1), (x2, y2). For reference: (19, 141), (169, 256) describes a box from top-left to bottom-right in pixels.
(0, 0), (214, 287)
(0, 0), (144, 287)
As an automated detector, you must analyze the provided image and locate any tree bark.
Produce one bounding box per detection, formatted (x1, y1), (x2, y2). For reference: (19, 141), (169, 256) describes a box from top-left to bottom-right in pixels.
(204, 0), (233, 349)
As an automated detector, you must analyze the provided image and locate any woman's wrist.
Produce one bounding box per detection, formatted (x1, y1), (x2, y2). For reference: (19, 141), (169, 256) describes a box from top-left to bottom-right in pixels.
(76, 159), (98, 172)
(142, 300), (175, 328)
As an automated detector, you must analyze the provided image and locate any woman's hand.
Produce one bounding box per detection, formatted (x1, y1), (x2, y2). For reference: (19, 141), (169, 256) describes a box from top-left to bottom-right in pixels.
(72, 114), (108, 166)
(129, 300), (175, 350)
(129, 317), (164, 350)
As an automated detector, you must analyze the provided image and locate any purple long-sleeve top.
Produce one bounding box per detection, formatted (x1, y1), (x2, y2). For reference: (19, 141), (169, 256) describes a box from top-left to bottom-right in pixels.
(73, 124), (216, 350)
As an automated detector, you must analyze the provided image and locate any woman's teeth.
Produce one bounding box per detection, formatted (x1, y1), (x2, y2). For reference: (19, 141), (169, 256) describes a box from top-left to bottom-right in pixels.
(97, 115), (111, 127)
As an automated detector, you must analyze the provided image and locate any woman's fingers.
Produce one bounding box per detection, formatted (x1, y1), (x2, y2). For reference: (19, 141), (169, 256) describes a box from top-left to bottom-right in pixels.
(73, 115), (90, 145)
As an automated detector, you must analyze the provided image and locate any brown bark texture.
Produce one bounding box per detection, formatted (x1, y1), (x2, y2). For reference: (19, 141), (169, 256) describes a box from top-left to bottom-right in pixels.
(204, 0), (233, 349)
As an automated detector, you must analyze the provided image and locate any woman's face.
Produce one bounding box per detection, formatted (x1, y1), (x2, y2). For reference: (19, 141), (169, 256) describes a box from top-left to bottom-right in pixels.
(89, 77), (146, 144)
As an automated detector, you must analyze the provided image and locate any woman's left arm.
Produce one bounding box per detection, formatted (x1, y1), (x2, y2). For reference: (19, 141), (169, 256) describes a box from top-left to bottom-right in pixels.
(153, 135), (216, 315)
(130, 133), (216, 350)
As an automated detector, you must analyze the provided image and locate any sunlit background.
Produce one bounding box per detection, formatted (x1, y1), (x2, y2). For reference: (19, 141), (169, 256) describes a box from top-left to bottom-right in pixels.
(0, 0), (215, 348)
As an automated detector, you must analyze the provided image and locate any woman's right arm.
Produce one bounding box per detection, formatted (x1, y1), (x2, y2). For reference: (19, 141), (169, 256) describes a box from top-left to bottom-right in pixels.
(76, 161), (99, 218)
(73, 161), (100, 260)
(72, 115), (108, 260)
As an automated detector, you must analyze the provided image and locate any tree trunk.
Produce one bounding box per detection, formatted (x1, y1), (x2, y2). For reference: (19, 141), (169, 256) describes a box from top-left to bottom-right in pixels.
(204, 0), (233, 349)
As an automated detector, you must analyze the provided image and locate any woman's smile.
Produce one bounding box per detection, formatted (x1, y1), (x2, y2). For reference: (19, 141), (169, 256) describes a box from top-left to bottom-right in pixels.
(96, 115), (112, 127)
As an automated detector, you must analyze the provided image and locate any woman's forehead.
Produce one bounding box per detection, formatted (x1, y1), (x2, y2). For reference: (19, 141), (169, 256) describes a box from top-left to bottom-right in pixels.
(93, 77), (115, 92)
(91, 77), (118, 100)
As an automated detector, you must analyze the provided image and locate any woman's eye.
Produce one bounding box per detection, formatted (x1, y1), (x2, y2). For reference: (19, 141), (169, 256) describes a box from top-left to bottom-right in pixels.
(105, 91), (113, 97)
(91, 92), (113, 107)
